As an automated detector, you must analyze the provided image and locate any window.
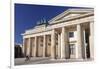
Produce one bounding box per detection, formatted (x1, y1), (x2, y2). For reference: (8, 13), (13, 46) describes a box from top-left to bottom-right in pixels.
(40, 44), (43, 47)
(69, 32), (74, 37)
(70, 44), (75, 55)
(49, 38), (51, 41)
(48, 43), (51, 45)
(41, 39), (43, 42)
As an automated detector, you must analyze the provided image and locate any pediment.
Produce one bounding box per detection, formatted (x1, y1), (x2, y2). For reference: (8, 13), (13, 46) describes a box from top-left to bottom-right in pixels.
(54, 13), (81, 21)
(49, 8), (93, 24)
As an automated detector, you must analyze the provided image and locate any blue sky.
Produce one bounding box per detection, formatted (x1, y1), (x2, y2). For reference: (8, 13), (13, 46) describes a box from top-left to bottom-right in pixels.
(15, 4), (83, 44)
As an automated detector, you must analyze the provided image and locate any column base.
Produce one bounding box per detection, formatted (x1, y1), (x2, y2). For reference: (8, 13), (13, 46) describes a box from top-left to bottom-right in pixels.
(42, 56), (46, 58)
(51, 56), (56, 59)
(90, 57), (94, 60)
(50, 58), (56, 60)
(59, 58), (67, 60)
(61, 57), (67, 59)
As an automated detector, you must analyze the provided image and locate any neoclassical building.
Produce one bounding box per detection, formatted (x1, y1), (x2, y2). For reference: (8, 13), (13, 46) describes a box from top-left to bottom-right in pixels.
(22, 8), (94, 60)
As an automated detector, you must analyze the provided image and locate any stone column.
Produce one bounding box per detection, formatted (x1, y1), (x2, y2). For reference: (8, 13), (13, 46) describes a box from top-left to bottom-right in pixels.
(58, 33), (61, 58)
(34, 36), (37, 57)
(51, 29), (56, 59)
(26, 38), (31, 56)
(83, 30), (87, 59)
(43, 35), (46, 57)
(24, 39), (27, 56)
(76, 24), (82, 59)
(80, 29), (86, 59)
(89, 22), (94, 59)
(30, 38), (32, 57)
(31, 38), (34, 57)
(61, 27), (69, 59)
(22, 38), (25, 56)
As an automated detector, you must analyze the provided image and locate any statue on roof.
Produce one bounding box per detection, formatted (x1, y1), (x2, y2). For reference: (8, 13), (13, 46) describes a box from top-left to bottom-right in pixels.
(37, 18), (48, 25)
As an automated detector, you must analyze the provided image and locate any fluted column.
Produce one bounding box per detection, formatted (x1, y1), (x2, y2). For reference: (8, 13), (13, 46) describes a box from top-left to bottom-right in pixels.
(76, 24), (82, 59)
(61, 27), (65, 59)
(31, 38), (34, 57)
(83, 30), (87, 59)
(26, 38), (31, 56)
(51, 29), (56, 59)
(24, 39), (27, 56)
(89, 22), (94, 59)
(80, 29), (86, 59)
(43, 35), (46, 57)
(58, 33), (61, 58)
(34, 36), (37, 57)
(61, 27), (69, 59)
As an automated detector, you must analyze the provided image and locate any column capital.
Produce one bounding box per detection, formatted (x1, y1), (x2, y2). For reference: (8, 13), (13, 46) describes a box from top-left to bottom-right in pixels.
(52, 29), (55, 32)
(90, 21), (94, 23)
(28, 37), (31, 40)
(77, 24), (81, 26)
(62, 26), (65, 29)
